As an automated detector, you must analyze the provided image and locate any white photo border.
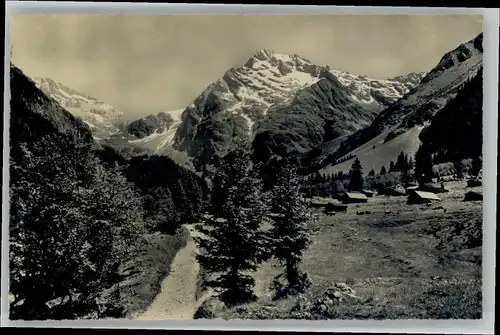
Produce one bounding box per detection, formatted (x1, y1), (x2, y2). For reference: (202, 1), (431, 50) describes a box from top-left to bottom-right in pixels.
(2, 3), (498, 334)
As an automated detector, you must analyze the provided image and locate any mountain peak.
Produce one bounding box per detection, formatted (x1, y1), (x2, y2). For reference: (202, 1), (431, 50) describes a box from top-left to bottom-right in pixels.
(420, 32), (483, 86)
(252, 48), (275, 61)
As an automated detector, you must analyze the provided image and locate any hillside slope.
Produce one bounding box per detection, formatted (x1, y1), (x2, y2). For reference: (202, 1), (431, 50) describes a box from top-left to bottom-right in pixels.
(336, 33), (482, 159)
(419, 66), (483, 162)
(318, 33), (483, 174)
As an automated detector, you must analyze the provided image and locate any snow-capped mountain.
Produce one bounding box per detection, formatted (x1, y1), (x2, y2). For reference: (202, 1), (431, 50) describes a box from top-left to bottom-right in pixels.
(320, 32), (483, 175)
(172, 49), (424, 170)
(32, 77), (125, 140)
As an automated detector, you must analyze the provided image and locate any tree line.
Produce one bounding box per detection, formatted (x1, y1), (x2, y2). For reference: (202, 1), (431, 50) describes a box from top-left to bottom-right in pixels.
(301, 150), (419, 197)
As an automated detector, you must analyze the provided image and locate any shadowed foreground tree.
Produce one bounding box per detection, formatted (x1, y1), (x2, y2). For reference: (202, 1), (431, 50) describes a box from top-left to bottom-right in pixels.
(194, 147), (269, 306)
(9, 132), (146, 320)
(268, 160), (312, 298)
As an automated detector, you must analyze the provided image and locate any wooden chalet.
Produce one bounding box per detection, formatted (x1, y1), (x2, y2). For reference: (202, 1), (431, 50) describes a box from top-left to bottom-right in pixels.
(464, 191), (483, 201)
(407, 190), (441, 205)
(467, 179), (482, 187)
(405, 185), (419, 195)
(342, 192), (368, 204)
(419, 183), (449, 194)
(325, 202), (348, 213)
(360, 189), (376, 197)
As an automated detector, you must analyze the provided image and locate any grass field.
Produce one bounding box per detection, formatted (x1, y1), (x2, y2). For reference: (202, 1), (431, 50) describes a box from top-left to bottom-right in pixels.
(202, 180), (483, 319)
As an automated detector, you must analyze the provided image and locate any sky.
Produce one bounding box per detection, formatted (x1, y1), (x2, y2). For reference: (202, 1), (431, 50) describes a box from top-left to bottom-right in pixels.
(10, 14), (482, 119)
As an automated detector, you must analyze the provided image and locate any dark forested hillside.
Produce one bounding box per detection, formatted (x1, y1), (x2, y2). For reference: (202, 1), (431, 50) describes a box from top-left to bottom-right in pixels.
(9, 64), (94, 155)
(125, 154), (209, 233)
(8, 64), (209, 320)
(9, 64), (148, 319)
(418, 67), (483, 164)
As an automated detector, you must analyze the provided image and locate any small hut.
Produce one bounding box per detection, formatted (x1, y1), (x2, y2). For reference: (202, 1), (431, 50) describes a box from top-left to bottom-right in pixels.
(405, 185), (419, 195)
(420, 183), (449, 194)
(309, 197), (330, 208)
(342, 192), (368, 204)
(467, 179), (482, 188)
(407, 191), (441, 205)
(361, 189), (376, 197)
(378, 187), (406, 196)
(325, 202), (348, 213)
(464, 191), (483, 201)
(324, 208), (336, 216)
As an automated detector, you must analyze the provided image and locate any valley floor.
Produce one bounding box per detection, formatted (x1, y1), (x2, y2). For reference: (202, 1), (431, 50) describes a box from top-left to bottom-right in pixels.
(198, 180), (483, 319)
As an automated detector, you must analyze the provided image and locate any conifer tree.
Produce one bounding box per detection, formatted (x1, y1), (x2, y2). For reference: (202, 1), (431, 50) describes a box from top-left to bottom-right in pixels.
(349, 157), (364, 191)
(415, 145), (434, 184)
(454, 159), (465, 179)
(408, 156), (414, 171)
(470, 155), (482, 177)
(194, 147), (269, 306)
(380, 165), (387, 175)
(268, 160), (312, 294)
(368, 168), (375, 177)
(396, 151), (407, 172)
(389, 160), (396, 173)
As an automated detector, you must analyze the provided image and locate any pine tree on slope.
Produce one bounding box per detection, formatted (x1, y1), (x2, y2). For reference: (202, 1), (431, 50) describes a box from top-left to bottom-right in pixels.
(380, 165), (387, 175)
(349, 158), (364, 191)
(268, 160), (312, 297)
(194, 148), (269, 306)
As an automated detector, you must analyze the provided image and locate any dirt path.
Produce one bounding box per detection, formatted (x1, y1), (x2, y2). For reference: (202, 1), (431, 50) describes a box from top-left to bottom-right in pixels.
(134, 225), (200, 320)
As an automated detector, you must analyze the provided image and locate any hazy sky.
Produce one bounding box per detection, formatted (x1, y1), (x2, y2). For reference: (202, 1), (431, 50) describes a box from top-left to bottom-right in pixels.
(10, 14), (482, 119)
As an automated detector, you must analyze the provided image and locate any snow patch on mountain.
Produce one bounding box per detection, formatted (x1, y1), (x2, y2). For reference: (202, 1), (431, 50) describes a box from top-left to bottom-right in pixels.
(33, 77), (125, 139)
(128, 117), (183, 153)
(329, 70), (426, 106)
(104, 108), (185, 158)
